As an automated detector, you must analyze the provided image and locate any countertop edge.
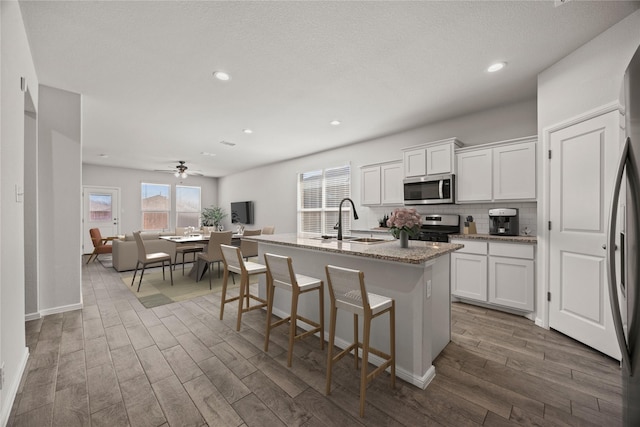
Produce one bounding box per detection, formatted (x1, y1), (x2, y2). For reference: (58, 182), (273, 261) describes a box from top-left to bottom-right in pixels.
(449, 234), (537, 244)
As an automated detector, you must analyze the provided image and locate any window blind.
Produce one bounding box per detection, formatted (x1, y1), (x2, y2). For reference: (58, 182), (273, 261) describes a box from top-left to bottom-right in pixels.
(298, 164), (351, 235)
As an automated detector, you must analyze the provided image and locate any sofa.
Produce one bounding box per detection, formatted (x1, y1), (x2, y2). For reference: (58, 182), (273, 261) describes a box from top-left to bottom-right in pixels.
(112, 231), (180, 272)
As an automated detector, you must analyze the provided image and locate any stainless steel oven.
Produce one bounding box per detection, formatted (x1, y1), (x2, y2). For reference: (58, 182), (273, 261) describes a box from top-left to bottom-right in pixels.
(403, 174), (455, 205)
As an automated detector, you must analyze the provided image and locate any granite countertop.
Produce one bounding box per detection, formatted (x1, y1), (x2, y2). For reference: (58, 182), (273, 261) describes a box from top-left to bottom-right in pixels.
(449, 233), (537, 244)
(245, 233), (464, 265)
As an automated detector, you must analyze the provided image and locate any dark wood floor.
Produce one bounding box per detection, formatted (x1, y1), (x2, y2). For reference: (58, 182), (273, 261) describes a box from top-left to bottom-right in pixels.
(8, 260), (623, 426)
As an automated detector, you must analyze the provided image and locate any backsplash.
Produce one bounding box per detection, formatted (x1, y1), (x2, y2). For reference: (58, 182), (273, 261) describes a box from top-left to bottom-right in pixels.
(366, 202), (537, 236)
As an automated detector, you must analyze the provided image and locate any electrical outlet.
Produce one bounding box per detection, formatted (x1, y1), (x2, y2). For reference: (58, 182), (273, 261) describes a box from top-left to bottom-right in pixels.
(0, 362), (4, 390)
(426, 280), (432, 299)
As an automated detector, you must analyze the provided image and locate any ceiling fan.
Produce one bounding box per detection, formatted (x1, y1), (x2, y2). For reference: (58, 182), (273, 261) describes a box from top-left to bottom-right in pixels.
(155, 161), (203, 178)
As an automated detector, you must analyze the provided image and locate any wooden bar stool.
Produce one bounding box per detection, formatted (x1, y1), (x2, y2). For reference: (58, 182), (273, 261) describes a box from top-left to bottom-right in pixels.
(219, 244), (268, 331)
(324, 264), (395, 418)
(263, 253), (324, 367)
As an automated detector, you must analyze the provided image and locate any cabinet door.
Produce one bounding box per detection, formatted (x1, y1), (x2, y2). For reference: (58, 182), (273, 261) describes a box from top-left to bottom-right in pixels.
(426, 144), (453, 175)
(361, 166), (381, 205)
(493, 141), (536, 200)
(489, 256), (534, 311)
(451, 253), (487, 301)
(456, 149), (492, 202)
(381, 163), (403, 205)
(404, 148), (426, 177)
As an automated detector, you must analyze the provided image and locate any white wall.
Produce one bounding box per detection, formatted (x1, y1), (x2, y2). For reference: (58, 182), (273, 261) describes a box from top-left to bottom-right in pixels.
(218, 98), (537, 233)
(536, 10), (640, 327)
(38, 85), (83, 314)
(82, 164), (219, 234)
(0, 1), (38, 423)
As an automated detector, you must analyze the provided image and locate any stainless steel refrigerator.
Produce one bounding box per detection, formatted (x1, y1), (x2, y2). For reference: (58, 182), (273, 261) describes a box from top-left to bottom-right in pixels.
(607, 44), (640, 427)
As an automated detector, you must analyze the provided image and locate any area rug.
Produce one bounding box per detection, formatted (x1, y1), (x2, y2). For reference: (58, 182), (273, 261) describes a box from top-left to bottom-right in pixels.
(121, 268), (242, 308)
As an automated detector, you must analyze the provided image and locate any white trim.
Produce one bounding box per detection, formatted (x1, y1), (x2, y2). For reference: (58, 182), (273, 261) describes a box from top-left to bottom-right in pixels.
(38, 302), (83, 317)
(24, 312), (41, 321)
(0, 347), (29, 427)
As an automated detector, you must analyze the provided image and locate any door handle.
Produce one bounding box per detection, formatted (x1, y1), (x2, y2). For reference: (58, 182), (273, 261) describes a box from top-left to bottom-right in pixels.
(601, 244), (618, 250)
(606, 136), (632, 374)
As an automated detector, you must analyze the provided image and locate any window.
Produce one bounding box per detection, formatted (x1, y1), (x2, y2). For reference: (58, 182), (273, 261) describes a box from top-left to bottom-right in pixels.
(176, 185), (201, 228)
(298, 164), (352, 235)
(141, 183), (170, 230)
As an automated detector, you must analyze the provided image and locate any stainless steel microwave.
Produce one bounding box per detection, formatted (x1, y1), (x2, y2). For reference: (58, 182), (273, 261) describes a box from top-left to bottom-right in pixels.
(403, 174), (455, 205)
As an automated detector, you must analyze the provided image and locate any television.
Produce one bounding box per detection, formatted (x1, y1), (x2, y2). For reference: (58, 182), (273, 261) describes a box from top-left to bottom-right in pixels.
(231, 201), (254, 224)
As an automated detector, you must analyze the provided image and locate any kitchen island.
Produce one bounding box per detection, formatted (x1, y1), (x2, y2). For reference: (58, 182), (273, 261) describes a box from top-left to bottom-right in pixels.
(246, 233), (463, 389)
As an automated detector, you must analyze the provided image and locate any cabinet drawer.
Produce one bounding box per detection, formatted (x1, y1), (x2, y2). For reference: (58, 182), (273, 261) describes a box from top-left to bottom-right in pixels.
(489, 242), (534, 259)
(451, 239), (487, 255)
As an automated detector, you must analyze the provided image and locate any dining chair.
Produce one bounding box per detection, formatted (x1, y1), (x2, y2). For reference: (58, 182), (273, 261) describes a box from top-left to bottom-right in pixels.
(86, 228), (113, 264)
(263, 253), (324, 367)
(325, 264), (395, 418)
(173, 227), (204, 275)
(240, 229), (261, 260)
(262, 226), (275, 235)
(197, 231), (232, 289)
(219, 244), (268, 331)
(131, 231), (173, 292)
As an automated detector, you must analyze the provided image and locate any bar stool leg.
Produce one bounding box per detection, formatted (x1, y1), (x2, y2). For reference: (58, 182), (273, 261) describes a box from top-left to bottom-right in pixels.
(220, 268), (230, 320)
(318, 284), (325, 350)
(287, 287), (299, 367)
(360, 313), (371, 418)
(390, 301), (396, 389)
(325, 304), (338, 395)
(236, 274), (248, 331)
(264, 276), (276, 352)
(353, 313), (359, 369)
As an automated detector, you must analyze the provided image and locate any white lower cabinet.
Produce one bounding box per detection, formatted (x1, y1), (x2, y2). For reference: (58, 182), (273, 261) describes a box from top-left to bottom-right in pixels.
(451, 239), (535, 312)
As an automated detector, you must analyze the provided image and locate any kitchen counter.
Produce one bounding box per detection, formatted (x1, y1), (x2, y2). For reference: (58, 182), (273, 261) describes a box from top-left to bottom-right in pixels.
(449, 233), (537, 244)
(245, 233), (462, 389)
(247, 233), (463, 265)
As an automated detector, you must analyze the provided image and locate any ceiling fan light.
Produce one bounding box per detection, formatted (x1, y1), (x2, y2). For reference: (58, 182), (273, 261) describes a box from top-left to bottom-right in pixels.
(174, 171), (180, 178)
(180, 172), (188, 179)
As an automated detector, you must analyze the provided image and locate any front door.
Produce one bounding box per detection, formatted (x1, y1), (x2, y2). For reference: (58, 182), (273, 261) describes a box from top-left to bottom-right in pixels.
(548, 109), (621, 360)
(82, 186), (120, 255)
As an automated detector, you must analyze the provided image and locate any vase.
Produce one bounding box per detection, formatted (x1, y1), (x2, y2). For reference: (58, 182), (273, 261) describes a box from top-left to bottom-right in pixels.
(399, 230), (409, 248)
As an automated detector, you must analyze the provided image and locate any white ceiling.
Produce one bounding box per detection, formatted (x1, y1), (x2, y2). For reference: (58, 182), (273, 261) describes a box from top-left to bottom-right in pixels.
(19, 0), (639, 178)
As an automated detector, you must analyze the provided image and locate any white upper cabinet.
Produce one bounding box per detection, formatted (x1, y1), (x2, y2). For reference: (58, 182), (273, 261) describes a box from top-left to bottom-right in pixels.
(361, 161), (403, 206)
(456, 136), (537, 203)
(493, 141), (536, 200)
(456, 148), (493, 202)
(403, 138), (464, 178)
(361, 165), (381, 205)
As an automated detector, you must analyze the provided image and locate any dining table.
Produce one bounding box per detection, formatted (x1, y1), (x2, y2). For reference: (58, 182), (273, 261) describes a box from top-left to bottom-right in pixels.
(160, 233), (242, 280)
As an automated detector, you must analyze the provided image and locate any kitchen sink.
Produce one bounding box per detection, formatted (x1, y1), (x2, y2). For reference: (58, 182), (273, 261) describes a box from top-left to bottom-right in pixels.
(348, 237), (388, 244)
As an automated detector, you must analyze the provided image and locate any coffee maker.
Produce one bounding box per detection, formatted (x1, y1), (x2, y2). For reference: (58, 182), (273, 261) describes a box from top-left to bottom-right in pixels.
(489, 208), (519, 236)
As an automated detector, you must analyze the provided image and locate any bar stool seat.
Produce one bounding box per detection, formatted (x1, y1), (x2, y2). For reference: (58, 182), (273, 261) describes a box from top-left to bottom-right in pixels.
(263, 253), (324, 367)
(324, 264), (395, 418)
(219, 244), (268, 331)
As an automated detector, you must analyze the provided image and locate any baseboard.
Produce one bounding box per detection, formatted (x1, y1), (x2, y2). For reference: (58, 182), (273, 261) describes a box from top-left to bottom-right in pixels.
(24, 312), (41, 322)
(38, 302), (83, 317)
(0, 347), (29, 427)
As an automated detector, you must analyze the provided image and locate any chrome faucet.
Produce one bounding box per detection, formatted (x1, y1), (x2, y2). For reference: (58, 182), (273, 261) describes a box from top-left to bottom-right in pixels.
(336, 197), (359, 240)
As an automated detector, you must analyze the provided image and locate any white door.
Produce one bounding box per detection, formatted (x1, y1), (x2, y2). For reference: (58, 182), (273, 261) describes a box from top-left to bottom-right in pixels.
(548, 110), (621, 360)
(82, 186), (120, 254)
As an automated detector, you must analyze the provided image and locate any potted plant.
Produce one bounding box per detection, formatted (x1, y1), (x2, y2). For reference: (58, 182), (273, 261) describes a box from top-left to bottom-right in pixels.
(201, 206), (227, 228)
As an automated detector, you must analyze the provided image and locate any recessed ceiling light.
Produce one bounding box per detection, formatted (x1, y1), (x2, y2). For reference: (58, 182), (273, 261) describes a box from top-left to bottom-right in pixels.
(243, 129), (253, 134)
(330, 120), (341, 126)
(487, 62), (507, 73)
(213, 71), (230, 81)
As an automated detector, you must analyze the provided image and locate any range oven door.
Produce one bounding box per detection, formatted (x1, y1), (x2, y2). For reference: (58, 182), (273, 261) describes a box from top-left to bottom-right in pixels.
(403, 175), (455, 205)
